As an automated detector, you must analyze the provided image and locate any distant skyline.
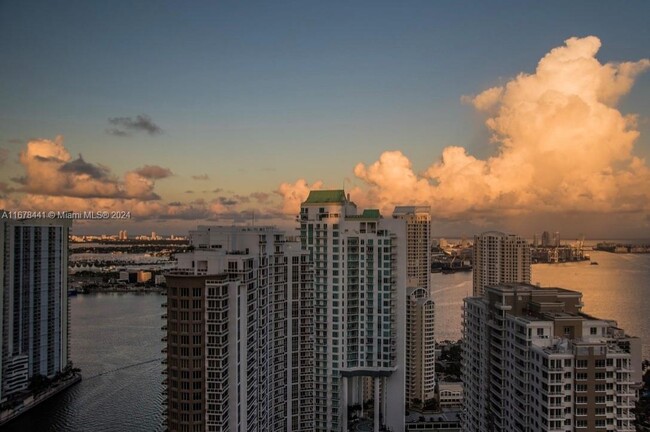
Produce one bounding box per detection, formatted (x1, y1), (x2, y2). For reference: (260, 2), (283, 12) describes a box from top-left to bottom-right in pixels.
(1, 1), (649, 238)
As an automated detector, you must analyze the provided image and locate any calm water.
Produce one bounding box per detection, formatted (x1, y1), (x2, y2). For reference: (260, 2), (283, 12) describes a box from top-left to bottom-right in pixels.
(4, 293), (165, 432)
(432, 250), (650, 359)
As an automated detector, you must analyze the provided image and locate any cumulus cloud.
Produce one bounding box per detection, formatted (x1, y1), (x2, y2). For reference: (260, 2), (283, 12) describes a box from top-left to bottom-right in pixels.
(277, 179), (324, 214)
(16, 136), (163, 200)
(192, 174), (209, 180)
(350, 36), (650, 219)
(107, 114), (162, 136)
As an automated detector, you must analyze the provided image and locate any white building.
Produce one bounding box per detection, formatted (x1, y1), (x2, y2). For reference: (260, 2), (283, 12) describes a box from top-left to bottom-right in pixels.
(392, 206), (436, 408)
(300, 190), (406, 432)
(472, 231), (530, 297)
(0, 217), (71, 402)
(164, 226), (314, 432)
(462, 283), (641, 432)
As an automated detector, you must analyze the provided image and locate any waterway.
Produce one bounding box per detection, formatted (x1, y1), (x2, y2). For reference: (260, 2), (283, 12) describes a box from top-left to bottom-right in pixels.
(4, 293), (165, 432)
(432, 250), (650, 359)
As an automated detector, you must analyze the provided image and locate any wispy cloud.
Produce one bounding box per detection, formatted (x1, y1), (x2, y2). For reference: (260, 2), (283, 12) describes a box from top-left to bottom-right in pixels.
(134, 165), (173, 179)
(107, 114), (162, 136)
(192, 174), (209, 181)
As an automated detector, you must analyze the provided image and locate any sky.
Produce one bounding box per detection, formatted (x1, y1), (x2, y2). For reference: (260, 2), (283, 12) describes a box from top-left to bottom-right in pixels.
(1, 1), (649, 239)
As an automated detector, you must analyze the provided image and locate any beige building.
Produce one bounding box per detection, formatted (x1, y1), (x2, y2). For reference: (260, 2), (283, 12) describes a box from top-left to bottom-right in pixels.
(462, 283), (641, 432)
(472, 231), (530, 297)
(438, 381), (463, 408)
(392, 206), (431, 290)
(405, 287), (436, 405)
(393, 206), (436, 408)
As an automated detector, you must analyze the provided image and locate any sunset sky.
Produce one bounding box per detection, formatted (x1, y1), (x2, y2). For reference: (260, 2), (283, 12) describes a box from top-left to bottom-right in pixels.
(1, 1), (649, 238)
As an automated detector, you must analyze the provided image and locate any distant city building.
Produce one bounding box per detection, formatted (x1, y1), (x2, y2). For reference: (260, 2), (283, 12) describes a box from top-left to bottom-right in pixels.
(163, 226), (314, 432)
(472, 231), (530, 297)
(136, 271), (152, 283)
(392, 206), (436, 408)
(0, 217), (72, 402)
(118, 230), (128, 241)
(462, 283), (641, 432)
(541, 230), (552, 247)
(300, 190), (406, 432)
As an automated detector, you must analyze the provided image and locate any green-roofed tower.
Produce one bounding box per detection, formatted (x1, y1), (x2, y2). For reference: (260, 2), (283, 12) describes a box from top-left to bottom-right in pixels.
(299, 190), (407, 432)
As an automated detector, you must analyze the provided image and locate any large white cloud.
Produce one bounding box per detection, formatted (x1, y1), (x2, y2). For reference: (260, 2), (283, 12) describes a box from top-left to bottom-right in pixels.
(350, 36), (650, 219)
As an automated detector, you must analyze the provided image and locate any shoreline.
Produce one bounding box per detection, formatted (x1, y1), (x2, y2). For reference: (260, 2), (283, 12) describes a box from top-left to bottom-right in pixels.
(0, 373), (82, 427)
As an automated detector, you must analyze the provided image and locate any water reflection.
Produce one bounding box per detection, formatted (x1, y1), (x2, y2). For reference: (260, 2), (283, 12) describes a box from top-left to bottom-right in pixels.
(432, 250), (650, 359)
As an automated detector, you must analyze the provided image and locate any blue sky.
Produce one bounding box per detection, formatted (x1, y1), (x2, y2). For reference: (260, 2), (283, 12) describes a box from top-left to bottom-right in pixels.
(1, 1), (649, 237)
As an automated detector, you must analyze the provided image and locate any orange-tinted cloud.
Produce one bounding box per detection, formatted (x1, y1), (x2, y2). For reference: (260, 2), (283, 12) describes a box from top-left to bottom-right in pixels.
(15, 136), (171, 200)
(277, 179), (324, 214)
(351, 36), (650, 218)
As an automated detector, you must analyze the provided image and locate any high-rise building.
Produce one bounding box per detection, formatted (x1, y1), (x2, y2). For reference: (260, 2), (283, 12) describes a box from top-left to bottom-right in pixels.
(472, 231), (530, 297)
(392, 206), (436, 407)
(163, 226), (314, 432)
(462, 283), (641, 432)
(0, 217), (72, 402)
(392, 206), (431, 290)
(299, 190), (406, 432)
(405, 287), (435, 406)
(541, 231), (552, 247)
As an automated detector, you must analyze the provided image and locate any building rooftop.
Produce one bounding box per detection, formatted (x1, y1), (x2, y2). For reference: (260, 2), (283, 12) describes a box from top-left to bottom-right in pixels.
(392, 205), (430, 215)
(303, 190), (347, 204)
(346, 209), (381, 219)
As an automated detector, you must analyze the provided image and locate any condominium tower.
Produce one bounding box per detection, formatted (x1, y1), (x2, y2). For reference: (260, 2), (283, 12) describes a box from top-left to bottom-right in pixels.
(163, 226), (314, 432)
(472, 231), (531, 297)
(300, 190), (406, 432)
(0, 217), (71, 403)
(393, 206), (436, 407)
(462, 283), (640, 432)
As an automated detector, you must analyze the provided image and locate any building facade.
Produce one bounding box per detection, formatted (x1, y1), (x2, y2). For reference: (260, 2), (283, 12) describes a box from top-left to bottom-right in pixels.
(405, 287), (436, 406)
(0, 217), (71, 403)
(163, 226), (313, 432)
(300, 190), (406, 432)
(472, 231), (530, 297)
(392, 206), (436, 408)
(392, 206), (431, 291)
(462, 283), (641, 432)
